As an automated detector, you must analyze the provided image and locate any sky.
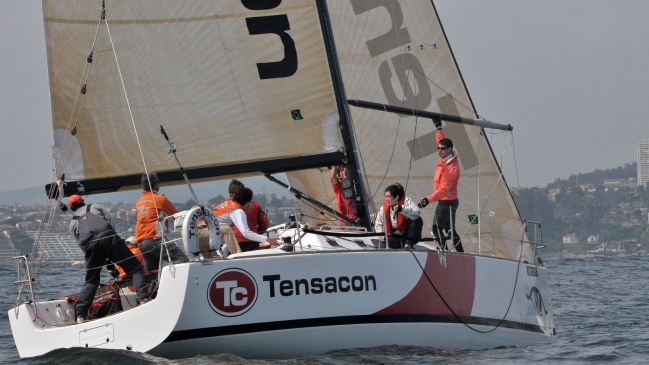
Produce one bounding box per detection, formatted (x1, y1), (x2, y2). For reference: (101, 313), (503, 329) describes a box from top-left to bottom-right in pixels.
(1, 1), (648, 194)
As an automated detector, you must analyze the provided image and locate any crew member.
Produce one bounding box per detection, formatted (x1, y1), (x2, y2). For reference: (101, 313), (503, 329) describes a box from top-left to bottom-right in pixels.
(418, 118), (464, 252)
(375, 183), (423, 249)
(69, 195), (149, 323)
(330, 165), (357, 224)
(135, 172), (188, 272)
(214, 187), (278, 250)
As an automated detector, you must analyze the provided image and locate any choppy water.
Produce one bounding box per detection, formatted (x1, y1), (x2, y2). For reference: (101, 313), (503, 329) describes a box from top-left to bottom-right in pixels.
(2, 256), (649, 364)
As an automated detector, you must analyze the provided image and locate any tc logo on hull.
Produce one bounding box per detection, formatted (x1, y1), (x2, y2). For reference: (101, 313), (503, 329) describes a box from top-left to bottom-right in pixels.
(208, 268), (258, 317)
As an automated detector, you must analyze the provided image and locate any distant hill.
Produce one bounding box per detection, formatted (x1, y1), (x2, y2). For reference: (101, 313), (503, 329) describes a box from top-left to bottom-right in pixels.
(548, 162), (637, 187)
(0, 175), (291, 206)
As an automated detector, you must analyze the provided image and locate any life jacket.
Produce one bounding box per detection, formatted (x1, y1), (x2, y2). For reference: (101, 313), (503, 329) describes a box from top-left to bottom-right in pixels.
(213, 200), (244, 226)
(116, 243), (145, 278)
(383, 197), (407, 234)
(73, 205), (113, 249)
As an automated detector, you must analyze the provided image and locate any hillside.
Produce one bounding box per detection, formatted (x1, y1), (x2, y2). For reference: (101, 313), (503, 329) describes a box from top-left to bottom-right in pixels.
(513, 162), (649, 255)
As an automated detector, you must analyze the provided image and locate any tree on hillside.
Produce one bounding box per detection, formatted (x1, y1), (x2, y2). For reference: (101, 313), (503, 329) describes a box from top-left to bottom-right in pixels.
(512, 188), (565, 245)
(641, 229), (649, 252)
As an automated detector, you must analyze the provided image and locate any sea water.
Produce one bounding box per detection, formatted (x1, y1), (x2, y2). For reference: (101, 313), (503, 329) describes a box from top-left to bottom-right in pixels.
(2, 256), (649, 364)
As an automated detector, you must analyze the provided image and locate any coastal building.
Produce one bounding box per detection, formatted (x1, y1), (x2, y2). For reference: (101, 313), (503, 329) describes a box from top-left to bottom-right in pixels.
(638, 139), (649, 187)
(0, 249), (20, 260)
(563, 233), (579, 244)
(26, 231), (84, 262)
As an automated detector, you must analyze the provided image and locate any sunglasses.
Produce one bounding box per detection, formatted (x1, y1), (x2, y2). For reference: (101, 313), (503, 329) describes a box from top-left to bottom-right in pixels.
(437, 146), (448, 151)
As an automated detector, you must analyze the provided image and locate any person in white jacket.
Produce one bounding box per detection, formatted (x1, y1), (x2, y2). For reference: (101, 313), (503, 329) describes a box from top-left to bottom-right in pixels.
(374, 183), (423, 249)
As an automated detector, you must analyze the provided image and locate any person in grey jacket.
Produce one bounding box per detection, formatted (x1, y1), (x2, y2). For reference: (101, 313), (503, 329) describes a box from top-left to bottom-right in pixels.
(69, 194), (149, 323)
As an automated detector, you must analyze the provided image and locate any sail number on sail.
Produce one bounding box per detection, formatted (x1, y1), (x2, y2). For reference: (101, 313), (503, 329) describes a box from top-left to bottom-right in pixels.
(243, 0), (297, 79)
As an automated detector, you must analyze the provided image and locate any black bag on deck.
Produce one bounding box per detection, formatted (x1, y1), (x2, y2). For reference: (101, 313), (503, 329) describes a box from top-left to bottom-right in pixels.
(88, 282), (123, 319)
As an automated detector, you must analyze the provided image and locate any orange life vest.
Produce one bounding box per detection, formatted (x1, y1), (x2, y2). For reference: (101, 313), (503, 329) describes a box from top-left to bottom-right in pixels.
(213, 200), (244, 225)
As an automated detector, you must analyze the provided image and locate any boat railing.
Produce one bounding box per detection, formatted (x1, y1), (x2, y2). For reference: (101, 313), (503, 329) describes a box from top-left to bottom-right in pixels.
(12, 255), (35, 312)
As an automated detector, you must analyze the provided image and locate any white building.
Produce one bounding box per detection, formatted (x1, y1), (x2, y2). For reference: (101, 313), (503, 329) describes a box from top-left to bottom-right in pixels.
(563, 233), (579, 244)
(638, 139), (649, 187)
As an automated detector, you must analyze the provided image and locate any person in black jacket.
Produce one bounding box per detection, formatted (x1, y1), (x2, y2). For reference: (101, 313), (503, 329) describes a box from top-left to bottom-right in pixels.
(68, 194), (149, 323)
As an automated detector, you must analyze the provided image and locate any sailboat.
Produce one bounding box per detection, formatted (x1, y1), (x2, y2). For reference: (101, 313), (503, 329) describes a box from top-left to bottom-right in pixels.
(9, 0), (555, 359)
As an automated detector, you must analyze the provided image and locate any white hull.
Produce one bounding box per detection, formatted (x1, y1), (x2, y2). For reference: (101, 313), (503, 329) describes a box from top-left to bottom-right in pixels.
(10, 231), (554, 359)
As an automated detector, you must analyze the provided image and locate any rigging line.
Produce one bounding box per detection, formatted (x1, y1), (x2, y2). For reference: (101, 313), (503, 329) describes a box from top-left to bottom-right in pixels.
(386, 0), (422, 194)
(407, 250), (519, 334)
(318, 168), (334, 201)
(30, 202), (59, 280)
(366, 60), (423, 201)
(509, 130), (530, 259)
(54, 18), (103, 181)
(314, 168), (348, 225)
(455, 131), (514, 246)
(103, 14), (161, 221)
(347, 109), (375, 216)
(352, 0), (417, 203)
(373, 104), (401, 201)
(511, 130), (525, 221)
(409, 65), (478, 120)
(293, 193), (339, 224)
(477, 129), (482, 254)
(478, 131), (514, 212)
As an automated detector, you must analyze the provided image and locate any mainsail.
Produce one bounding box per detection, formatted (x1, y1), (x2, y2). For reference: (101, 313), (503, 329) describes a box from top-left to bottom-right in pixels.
(43, 0), (533, 261)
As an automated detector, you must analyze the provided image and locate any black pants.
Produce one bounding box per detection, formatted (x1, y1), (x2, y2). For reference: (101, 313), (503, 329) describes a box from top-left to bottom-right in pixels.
(432, 199), (463, 252)
(239, 241), (259, 252)
(139, 238), (189, 273)
(77, 233), (148, 318)
(385, 216), (424, 249)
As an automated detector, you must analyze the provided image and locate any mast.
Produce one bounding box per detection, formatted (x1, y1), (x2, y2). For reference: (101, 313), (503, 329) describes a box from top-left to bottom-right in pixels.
(315, 0), (372, 230)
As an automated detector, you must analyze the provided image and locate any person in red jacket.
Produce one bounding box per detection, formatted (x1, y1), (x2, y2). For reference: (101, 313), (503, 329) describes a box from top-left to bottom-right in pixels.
(330, 165), (357, 225)
(224, 179), (270, 252)
(214, 186), (278, 252)
(418, 118), (463, 252)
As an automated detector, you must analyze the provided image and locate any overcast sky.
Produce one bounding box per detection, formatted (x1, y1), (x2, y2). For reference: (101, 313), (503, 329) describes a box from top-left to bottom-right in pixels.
(1, 1), (648, 194)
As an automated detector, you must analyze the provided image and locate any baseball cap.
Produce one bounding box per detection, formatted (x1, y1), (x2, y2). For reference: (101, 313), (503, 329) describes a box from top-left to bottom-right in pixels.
(68, 194), (84, 207)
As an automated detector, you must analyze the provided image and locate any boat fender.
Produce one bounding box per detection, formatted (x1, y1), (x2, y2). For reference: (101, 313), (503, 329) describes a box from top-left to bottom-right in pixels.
(181, 206), (222, 255)
(55, 303), (71, 322)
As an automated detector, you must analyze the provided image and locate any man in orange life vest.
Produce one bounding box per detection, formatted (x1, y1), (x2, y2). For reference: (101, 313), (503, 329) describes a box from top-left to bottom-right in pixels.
(374, 183), (423, 249)
(135, 172), (188, 272)
(330, 165), (357, 224)
(224, 179), (269, 252)
(417, 118), (464, 252)
(214, 187), (279, 249)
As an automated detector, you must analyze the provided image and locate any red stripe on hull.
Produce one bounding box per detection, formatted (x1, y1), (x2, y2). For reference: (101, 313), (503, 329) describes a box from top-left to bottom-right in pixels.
(375, 253), (476, 316)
